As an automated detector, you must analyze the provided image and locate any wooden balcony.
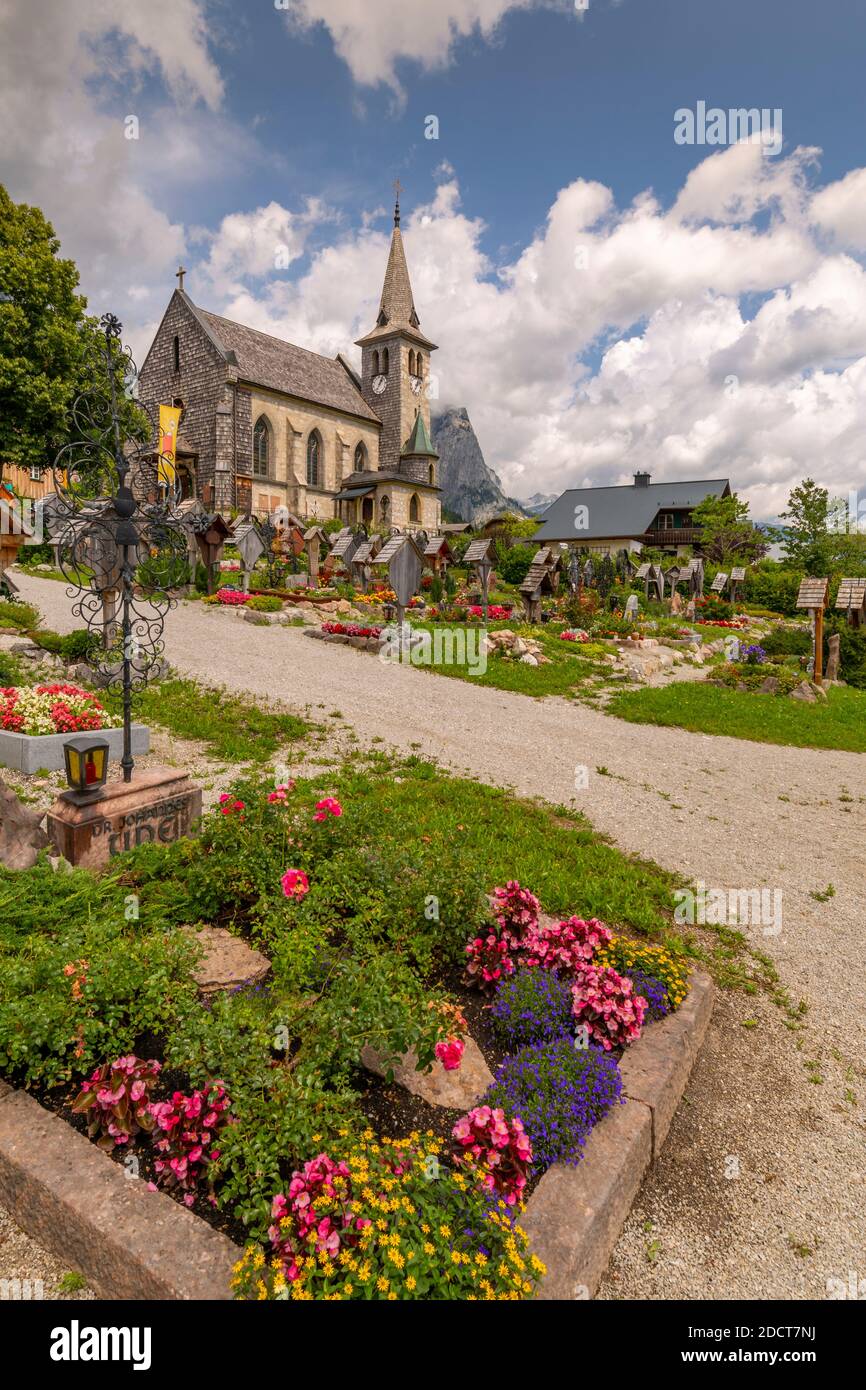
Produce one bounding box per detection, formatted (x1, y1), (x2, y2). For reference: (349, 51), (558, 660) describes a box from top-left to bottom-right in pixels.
(639, 527), (703, 546)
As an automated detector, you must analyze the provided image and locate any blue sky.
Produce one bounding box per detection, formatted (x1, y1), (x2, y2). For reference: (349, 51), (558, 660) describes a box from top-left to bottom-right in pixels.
(3, 0), (866, 518)
(156, 0), (866, 266)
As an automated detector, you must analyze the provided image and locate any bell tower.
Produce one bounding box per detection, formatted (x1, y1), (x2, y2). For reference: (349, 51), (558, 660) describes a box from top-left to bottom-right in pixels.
(356, 189), (438, 473)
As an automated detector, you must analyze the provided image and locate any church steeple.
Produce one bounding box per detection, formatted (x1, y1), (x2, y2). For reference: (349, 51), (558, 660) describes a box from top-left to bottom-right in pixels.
(372, 215), (421, 332)
(356, 193), (438, 473)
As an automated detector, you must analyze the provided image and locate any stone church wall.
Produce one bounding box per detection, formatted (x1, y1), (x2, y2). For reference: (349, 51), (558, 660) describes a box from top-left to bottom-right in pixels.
(137, 294), (230, 504)
(247, 387), (380, 520)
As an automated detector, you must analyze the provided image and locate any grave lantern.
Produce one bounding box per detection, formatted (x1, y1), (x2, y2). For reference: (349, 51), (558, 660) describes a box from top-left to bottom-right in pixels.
(63, 736), (110, 801)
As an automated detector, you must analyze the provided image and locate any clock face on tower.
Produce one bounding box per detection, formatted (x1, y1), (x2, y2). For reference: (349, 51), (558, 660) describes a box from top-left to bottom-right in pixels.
(410, 375), (423, 396)
(372, 374), (387, 395)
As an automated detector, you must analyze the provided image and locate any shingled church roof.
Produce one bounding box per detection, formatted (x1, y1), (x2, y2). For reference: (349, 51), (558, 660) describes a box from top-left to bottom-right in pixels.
(181, 294), (381, 424)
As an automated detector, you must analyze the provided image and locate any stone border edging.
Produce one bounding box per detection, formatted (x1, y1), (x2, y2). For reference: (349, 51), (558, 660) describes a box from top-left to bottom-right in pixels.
(521, 970), (714, 1299)
(0, 1081), (239, 1300)
(0, 723), (149, 774)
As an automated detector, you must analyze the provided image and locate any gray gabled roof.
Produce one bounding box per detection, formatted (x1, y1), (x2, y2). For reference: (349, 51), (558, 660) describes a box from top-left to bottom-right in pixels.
(533, 478), (731, 542)
(196, 304), (381, 424)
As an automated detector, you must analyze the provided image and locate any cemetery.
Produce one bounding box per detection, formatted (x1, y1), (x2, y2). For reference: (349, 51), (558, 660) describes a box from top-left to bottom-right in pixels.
(1, 62), (865, 1321)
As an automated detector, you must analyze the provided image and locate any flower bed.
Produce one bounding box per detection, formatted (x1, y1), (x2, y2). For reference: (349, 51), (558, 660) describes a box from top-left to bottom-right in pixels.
(0, 684), (120, 735)
(1, 772), (691, 1301)
(321, 621), (382, 638)
(214, 588), (250, 606)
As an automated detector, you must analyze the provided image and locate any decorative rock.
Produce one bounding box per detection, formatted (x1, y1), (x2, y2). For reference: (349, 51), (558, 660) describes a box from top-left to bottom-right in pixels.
(826, 632), (841, 682)
(0, 776), (50, 870)
(185, 926), (271, 996)
(520, 653), (539, 666)
(512, 637), (528, 656)
(759, 675), (780, 694)
(791, 680), (817, 703)
(361, 1035), (493, 1110)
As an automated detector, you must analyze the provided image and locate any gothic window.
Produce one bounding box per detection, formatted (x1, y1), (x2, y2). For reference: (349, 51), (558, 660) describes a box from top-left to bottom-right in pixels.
(416, 353), (424, 379)
(408, 349), (416, 376)
(372, 350), (380, 376)
(253, 417), (270, 478)
(354, 441), (368, 472)
(428, 463), (435, 486)
(306, 430), (322, 488)
(383, 347), (390, 375)
(173, 335), (180, 372)
(409, 493), (420, 524)
(380, 493), (390, 522)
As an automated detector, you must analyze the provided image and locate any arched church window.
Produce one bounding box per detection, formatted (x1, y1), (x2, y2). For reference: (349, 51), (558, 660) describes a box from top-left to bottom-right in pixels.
(306, 430), (322, 488)
(253, 417), (270, 478)
(417, 354), (424, 379)
(408, 349), (416, 376)
(173, 335), (180, 372)
(428, 463), (435, 486)
(354, 442), (368, 472)
(380, 493), (390, 522)
(409, 494), (420, 524)
(372, 350), (380, 376)
(383, 347), (390, 375)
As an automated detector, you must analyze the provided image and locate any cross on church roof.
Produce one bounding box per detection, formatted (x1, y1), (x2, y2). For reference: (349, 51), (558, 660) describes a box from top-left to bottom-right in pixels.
(176, 265), (186, 291)
(393, 179), (402, 227)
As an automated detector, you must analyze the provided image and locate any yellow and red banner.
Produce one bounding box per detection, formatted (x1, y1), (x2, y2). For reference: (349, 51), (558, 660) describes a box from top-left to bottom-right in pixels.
(158, 404), (182, 485)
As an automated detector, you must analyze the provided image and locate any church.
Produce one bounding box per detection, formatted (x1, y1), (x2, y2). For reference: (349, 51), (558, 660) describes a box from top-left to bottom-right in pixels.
(137, 196), (441, 533)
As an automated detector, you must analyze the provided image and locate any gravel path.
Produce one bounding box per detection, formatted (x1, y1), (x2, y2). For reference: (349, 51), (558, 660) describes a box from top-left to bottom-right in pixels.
(9, 576), (866, 1300)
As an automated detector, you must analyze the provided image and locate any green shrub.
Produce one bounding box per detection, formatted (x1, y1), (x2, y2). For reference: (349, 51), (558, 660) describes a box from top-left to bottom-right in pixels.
(247, 594), (283, 613)
(744, 566), (802, 616)
(760, 626), (811, 658)
(29, 628), (94, 662)
(498, 545), (534, 585)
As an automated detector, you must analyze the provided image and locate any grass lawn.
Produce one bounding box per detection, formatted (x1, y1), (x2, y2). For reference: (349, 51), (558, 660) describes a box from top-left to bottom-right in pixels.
(609, 680), (866, 753)
(103, 677), (310, 763)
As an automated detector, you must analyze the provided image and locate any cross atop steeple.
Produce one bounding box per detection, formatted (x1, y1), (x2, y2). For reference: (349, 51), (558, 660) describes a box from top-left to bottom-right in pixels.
(176, 265), (186, 292)
(393, 179), (402, 227)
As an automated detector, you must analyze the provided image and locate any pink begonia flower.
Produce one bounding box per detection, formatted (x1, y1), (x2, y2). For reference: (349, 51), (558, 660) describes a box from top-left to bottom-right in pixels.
(281, 868), (310, 899)
(313, 797), (342, 822)
(435, 1038), (465, 1071)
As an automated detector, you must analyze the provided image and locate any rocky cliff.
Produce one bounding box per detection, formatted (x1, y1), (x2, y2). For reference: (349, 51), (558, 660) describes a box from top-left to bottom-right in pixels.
(432, 406), (527, 524)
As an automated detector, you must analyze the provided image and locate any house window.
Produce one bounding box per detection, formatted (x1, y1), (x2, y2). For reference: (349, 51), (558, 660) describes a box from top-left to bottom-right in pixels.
(409, 493), (420, 524)
(306, 430), (322, 488)
(660, 513), (674, 530)
(354, 441), (368, 472)
(173, 335), (180, 372)
(253, 417), (270, 478)
(29, 465), (43, 481)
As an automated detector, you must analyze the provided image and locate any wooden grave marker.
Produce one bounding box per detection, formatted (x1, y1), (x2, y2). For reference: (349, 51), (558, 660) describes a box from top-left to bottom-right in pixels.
(796, 576), (829, 682)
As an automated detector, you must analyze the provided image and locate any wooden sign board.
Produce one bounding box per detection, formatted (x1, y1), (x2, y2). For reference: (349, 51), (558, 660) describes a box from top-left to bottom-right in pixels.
(635, 563), (650, 580)
(730, 567), (746, 582)
(796, 577), (829, 610)
(711, 572), (728, 592)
